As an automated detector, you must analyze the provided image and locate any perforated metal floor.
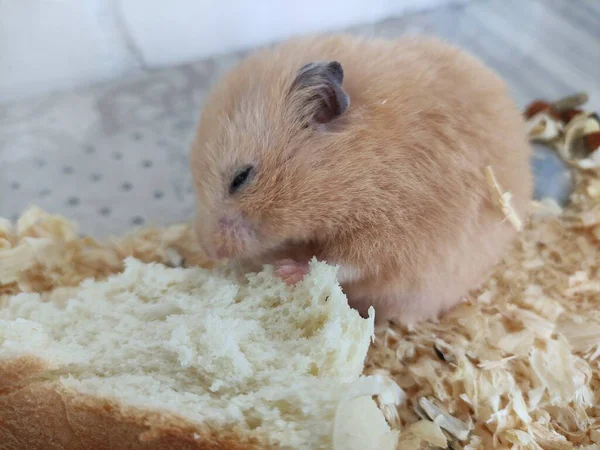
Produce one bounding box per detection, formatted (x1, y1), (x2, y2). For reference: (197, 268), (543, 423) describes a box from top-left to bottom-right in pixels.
(0, 55), (239, 238)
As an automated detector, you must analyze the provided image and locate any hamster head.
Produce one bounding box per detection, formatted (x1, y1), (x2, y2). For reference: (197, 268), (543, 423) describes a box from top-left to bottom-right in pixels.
(190, 59), (352, 261)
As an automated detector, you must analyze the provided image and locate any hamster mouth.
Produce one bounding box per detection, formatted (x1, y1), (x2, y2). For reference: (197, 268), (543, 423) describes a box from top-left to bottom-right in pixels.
(206, 215), (259, 260)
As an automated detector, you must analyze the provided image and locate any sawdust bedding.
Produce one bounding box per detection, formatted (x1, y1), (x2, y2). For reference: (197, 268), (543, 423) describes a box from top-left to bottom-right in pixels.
(1, 94), (600, 449)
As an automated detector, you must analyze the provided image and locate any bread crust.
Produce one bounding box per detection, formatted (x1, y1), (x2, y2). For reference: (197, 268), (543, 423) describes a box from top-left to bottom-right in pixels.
(0, 356), (48, 391)
(0, 358), (272, 450)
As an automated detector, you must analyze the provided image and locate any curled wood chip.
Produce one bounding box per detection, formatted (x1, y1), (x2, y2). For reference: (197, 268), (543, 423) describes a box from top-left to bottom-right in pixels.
(526, 112), (563, 141)
(434, 338), (457, 364)
(524, 93), (600, 177)
(576, 148), (600, 170)
(563, 113), (600, 158)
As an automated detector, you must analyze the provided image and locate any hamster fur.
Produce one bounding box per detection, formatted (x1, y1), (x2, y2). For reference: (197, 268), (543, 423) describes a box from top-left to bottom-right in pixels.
(189, 34), (532, 325)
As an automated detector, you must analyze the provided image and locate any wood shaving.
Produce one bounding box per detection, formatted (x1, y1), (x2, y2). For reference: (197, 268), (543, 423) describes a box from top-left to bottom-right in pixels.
(525, 93), (600, 172)
(396, 420), (448, 449)
(485, 165), (524, 231)
(365, 95), (600, 448)
(418, 397), (472, 440)
(2, 94), (600, 448)
(0, 206), (217, 300)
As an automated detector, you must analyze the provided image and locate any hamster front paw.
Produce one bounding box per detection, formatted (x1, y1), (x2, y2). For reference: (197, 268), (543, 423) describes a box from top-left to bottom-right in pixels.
(274, 259), (310, 285)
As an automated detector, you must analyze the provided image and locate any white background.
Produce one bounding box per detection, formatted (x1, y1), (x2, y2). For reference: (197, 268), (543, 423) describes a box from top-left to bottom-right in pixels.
(0, 0), (467, 103)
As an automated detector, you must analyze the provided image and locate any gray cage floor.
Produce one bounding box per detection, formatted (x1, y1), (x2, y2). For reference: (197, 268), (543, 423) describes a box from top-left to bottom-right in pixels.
(1, 0), (599, 238)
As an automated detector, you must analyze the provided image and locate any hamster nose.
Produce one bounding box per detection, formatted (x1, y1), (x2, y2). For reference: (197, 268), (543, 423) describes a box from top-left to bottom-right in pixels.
(213, 215), (255, 259)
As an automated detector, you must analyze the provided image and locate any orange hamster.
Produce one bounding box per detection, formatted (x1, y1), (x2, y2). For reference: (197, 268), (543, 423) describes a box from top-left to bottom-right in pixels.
(189, 34), (532, 325)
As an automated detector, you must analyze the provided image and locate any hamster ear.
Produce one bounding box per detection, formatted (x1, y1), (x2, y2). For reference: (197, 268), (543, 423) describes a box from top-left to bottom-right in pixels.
(289, 61), (350, 124)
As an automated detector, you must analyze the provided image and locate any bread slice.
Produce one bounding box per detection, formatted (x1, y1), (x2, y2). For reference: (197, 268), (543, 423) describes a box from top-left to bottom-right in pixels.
(0, 258), (401, 450)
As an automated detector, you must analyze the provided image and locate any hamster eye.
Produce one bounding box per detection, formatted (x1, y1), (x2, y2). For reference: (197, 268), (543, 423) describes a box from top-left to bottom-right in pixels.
(229, 165), (253, 195)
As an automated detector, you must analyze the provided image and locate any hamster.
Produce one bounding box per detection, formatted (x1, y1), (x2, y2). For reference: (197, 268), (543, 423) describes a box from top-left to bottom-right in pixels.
(189, 34), (532, 326)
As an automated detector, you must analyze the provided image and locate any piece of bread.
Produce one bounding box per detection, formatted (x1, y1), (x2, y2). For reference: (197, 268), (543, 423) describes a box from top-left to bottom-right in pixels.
(0, 258), (402, 450)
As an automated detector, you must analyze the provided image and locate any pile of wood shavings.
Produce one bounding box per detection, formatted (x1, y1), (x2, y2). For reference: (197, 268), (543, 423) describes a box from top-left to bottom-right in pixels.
(365, 94), (600, 449)
(1, 94), (600, 449)
(0, 206), (217, 304)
